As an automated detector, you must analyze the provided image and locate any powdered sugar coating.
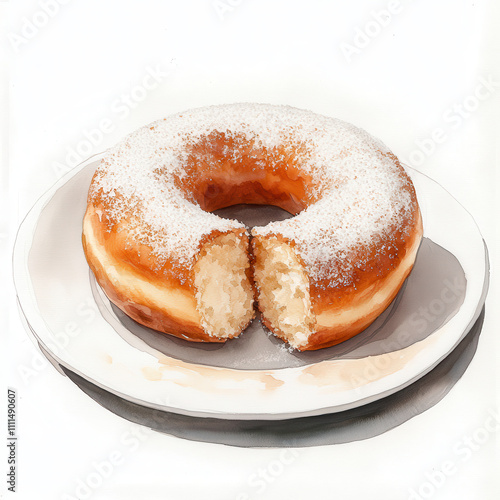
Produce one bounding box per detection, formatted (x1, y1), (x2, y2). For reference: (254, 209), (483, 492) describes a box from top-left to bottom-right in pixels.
(89, 103), (416, 283)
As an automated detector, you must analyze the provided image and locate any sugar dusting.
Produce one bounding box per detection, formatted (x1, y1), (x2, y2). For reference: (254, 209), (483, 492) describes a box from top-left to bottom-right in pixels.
(90, 103), (415, 282)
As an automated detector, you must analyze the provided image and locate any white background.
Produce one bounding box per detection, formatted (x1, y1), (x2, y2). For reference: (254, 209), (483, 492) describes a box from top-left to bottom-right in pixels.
(3, 0), (499, 499)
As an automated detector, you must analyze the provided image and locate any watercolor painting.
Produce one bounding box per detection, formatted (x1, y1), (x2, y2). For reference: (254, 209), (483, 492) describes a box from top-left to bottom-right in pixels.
(4, 1), (498, 499)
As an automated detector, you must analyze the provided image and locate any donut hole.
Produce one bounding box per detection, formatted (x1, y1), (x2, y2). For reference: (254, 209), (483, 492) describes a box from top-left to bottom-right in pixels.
(193, 232), (255, 339)
(213, 203), (293, 228)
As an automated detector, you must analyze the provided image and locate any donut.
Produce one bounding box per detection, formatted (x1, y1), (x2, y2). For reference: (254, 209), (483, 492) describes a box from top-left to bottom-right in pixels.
(82, 103), (423, 351)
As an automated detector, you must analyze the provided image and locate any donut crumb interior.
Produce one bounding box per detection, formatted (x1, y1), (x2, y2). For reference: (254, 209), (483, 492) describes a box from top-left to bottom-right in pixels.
(194, 233), (255, 339)
(252, 237), (314, 349)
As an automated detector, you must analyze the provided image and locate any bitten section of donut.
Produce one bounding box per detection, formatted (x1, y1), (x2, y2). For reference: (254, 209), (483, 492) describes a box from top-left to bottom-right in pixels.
(194, 232), (255, 339)
(252, 236), (315, 350)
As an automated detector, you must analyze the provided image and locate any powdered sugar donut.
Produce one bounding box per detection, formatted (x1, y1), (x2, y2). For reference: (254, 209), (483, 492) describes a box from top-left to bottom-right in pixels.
(82, 103), (422, 350)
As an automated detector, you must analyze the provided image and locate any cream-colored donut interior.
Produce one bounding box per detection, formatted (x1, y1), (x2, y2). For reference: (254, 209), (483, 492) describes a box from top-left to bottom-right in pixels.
(194, 233), (254, 339)
(252, 236), (314, 348)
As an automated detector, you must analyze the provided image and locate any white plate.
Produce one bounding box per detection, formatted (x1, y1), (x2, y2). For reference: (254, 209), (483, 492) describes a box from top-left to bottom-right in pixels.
(13, 154), (489, 420)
